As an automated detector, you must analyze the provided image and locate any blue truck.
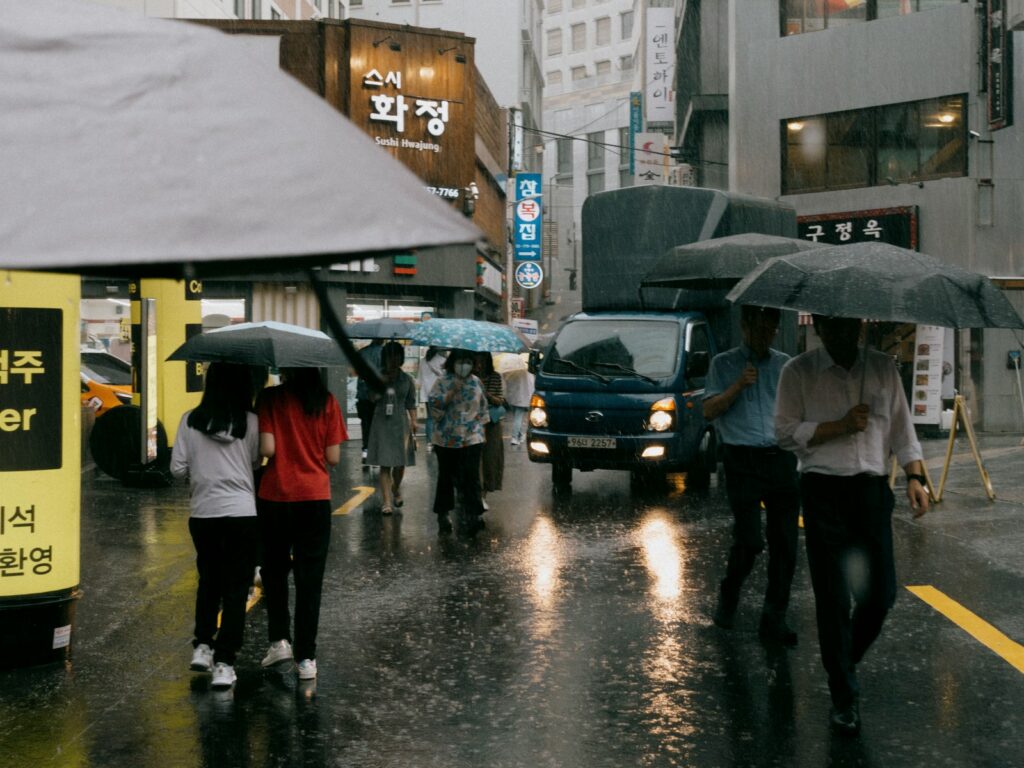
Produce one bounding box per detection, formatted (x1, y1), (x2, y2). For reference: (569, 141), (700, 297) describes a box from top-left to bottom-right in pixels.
(526, 185), (797, 491)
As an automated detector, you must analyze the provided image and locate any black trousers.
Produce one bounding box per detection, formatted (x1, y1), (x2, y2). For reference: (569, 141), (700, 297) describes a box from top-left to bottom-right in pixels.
(433, 443), (484, 518)
(189, 516), (260, 665)
(356, 398), (375, 451)
(719, 445), (800, 618)
(257, 499), (332, 662)
(801, 472), (896, 709)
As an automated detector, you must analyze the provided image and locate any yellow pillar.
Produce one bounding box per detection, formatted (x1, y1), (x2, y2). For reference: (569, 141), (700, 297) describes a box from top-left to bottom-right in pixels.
(0, 271), (81, 667)
(131, 279), (203, 447)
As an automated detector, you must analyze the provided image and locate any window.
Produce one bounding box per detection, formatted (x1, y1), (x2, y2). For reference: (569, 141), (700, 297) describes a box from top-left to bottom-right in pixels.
(547, 28), (562, 57)
(571, 23), (586, 51)
(782, 95), (966, 194)
(618, 127), (633, 188)
(595, 60), (611, 76)
(571, 65), (587, 81)
(251, 0), (260, 20)
(782, 0), (964, 36)
(587, 131), (605, 195)
(595, 16), (611, 46)
(685, 323), (711, 386)
(350, 0), (363, 5)
(392, 0), (411, 4)
(546, 320), (680, 379)
(548, 0), (562, 12)
(547, 70), (563, 87)
(557, 137), (573, 177)
(619, 54), (633, 71)
(620, 9), (634, 39)
(234, 0), (244, 17)
(572, 0), (586, 8)
(270, 6), (281, 19)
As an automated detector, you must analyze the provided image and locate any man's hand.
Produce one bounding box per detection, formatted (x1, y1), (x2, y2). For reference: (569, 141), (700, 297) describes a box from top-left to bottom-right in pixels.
(842, 404), (870, 434)
(738, 363), (758, 389)
(907, 478), (930, 518)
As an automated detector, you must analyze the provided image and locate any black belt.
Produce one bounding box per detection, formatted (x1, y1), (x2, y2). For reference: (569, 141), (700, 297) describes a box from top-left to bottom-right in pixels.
(723, 444), (785, 456)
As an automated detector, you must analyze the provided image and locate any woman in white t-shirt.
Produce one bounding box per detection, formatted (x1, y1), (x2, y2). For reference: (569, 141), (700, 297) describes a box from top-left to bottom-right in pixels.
(417, 346), (447, 451)
(170, 363), (260, 690)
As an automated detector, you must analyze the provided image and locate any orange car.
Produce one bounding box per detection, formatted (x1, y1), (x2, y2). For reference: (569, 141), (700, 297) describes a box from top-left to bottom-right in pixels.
(80, 350), (132, 415)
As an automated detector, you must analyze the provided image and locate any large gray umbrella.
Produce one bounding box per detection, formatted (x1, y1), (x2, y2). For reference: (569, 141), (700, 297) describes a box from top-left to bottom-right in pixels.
(642, 233), (823, 290)
(726, 241), (1024, 329)
(167, 321), (347, 368)
(0, 0), (478, 278)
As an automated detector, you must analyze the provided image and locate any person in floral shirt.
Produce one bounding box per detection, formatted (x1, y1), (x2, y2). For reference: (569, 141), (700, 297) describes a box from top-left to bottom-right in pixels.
(428, 348), (488, 534)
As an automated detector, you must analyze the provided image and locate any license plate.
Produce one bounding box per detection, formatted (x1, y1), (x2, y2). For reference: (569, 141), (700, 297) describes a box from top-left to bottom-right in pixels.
(568, 436), (616, 449)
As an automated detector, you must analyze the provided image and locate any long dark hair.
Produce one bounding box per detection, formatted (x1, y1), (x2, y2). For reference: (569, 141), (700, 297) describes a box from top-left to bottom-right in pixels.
(187, 363), (254, 438)
(281, 367), (330, 416)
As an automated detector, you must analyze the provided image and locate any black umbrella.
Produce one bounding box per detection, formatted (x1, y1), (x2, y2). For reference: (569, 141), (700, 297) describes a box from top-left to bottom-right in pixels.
(642, 233), (823, 290)
(347, 318), (414, 340)
(726, 241), (1024, 329)
(167, 321), (347, 368)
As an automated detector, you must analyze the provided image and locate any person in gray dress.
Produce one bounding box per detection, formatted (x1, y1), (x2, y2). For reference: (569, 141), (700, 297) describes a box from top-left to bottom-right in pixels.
(367, 342), (417, 514)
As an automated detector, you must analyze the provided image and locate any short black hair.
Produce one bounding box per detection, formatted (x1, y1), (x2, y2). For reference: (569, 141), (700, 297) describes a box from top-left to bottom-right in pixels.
(740, 305), (781, 325)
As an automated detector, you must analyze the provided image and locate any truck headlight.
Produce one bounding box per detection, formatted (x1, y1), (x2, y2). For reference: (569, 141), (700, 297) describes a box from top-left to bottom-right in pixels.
(529, 393), (548, 428)
(647, 397), (675, 432)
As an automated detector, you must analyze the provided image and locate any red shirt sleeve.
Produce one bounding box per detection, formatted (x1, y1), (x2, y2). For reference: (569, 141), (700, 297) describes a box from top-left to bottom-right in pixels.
(325, 394), (346, 445)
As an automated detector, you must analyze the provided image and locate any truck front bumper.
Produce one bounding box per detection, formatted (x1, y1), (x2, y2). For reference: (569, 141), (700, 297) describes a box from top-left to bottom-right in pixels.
(525, 430), (694, 471)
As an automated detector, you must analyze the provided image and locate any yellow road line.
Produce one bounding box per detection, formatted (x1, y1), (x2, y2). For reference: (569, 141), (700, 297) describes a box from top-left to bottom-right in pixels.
(334, 485), (376, 516)
(907, 585), (1024, 674)
(216, 585), (262, 629)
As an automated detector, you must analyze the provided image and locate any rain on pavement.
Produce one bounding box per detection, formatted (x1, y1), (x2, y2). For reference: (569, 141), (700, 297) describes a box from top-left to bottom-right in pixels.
(2, 436), (1024, 767)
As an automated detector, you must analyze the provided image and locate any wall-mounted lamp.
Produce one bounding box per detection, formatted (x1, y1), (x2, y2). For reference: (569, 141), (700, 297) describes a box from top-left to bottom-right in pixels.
(462, 182), (480, 217)
(372, 35), (402, 51)
(438, 45), (458, 55)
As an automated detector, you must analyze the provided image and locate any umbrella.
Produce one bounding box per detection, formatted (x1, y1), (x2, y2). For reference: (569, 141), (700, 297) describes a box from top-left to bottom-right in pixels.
(0, 0), (478, 278)
(494, 352), (529, 374)
(642, 233), (823, 290)
(346, 319), (414, 340)
(726, 241), (1024, 329)
(408, 319), (530, 352)
(167, 321), (347, 368)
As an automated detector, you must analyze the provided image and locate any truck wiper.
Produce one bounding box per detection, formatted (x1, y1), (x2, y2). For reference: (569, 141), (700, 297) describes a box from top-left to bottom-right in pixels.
(549, 355), (610, 383)
(590, 361), (658, 384)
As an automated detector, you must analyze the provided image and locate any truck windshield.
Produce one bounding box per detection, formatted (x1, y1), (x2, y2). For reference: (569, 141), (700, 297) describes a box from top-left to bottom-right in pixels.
(544, 320), (680, 380)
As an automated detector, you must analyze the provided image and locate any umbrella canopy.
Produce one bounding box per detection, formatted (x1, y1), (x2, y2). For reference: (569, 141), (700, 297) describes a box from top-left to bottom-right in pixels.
(726, 241), (1024, 329)
(642, 233), (823, 290)
(167, 321), (347, 368)
(408, 319), (530, 353)
(0, 0), (478, 278)
(494, 352), (529, 374)
(346, 319), (414, 340)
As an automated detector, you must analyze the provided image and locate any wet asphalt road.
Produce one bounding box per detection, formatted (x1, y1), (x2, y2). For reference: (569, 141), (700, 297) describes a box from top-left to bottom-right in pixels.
(2, 436), (1024, 767)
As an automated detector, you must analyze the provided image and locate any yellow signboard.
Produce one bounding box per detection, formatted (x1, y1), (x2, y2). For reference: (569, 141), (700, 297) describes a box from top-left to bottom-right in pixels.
(0, 271), (80, 598)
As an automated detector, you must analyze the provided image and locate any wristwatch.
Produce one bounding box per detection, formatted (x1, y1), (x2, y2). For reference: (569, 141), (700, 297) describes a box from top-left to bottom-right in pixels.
(906, 473), (928, 487)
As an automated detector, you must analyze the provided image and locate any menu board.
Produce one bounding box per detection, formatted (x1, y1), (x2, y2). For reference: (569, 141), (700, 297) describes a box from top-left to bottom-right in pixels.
(910, 325), (946, 425)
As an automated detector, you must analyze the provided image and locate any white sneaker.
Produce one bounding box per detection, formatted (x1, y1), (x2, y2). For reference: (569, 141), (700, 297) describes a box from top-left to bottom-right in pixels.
(510, 438), (520, 446)
(190, 643), (213, 672)
(211, 662), (236, 689)
(253, 566), (262, 588)
(296, 658), (317, 680)
(261, 639), (293, 667)
(481, 499), (490, 511)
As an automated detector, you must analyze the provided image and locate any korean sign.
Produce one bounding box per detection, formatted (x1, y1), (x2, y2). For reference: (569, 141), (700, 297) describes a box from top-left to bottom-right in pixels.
(986, 0), (1013, 131)
(629, 91), (643, 175)
(514, 173), (543, 264)
(0, 271), (80, 601)
(644, 7), (675, 125)
(634, 132), (668, 185)
(798, 207), (918, 249)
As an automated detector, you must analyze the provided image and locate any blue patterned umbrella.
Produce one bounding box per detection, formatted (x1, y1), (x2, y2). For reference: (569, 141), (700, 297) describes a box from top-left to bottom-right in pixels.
(408, 319), (529, 352)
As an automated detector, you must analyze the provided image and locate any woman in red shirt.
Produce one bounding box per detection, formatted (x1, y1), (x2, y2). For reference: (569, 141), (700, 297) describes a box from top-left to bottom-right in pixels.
(256, 367), (346, 681)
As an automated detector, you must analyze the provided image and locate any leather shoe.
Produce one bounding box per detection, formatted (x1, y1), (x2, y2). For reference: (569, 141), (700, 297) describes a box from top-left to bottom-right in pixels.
(829, 699), (861, 736)
(759, 615), (798, 647)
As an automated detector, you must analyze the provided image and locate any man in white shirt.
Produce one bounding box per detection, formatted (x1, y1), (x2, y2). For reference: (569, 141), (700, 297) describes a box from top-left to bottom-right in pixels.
(775, 315), (930, 737)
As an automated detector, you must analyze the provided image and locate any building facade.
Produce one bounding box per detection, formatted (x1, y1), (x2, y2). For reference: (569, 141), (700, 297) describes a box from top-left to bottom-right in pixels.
(715, 0), (1023, 432)
(541, 0), (638, 317)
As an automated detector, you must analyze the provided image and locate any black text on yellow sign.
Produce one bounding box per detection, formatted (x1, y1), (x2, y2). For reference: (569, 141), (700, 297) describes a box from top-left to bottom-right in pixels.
(0, 308), (62, 472)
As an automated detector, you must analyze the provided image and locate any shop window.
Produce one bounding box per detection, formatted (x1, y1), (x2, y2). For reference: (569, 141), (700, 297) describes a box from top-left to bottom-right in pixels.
(782, 95), (966, 194)
(782, 0), (963, 35)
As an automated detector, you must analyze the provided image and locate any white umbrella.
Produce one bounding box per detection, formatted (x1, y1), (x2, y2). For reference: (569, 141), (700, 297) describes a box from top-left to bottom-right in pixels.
(0, 0), (478, 277)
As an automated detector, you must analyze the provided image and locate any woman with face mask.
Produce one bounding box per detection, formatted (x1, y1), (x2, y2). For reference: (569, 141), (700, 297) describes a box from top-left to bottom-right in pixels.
(427, 348), (488, 534)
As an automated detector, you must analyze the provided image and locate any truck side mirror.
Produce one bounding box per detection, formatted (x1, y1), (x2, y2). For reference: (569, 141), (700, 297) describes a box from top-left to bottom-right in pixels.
(528, 348), (541, 374)
(686, 350), (709, 381)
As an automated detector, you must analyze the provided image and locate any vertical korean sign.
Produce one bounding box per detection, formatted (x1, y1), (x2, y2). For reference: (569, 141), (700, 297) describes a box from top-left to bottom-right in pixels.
(644, 7), (675, 125)
(514, 173), (545, 291)
(629, 91), (643, 175)
(0, 271), (80, 658)
(986, 0), (1013, 131)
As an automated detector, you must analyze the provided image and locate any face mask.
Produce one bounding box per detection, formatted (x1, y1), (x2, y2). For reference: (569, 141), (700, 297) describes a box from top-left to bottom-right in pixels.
(454, 362), (473, 378)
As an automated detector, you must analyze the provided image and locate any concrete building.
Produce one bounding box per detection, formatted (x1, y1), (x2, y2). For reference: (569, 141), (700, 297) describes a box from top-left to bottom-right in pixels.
(91, 0), (333, 21)
(676, 0), (1024, 432)
(541, 0), (638, 318)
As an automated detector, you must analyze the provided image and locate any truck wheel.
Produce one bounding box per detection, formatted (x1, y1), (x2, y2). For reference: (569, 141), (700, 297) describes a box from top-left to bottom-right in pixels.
(552, 462), (572, 489)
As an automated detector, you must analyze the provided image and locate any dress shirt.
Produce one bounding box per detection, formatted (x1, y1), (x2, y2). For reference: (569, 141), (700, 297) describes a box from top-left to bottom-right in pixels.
(704, 343), (789, 447)
(775, 346), (922, 476)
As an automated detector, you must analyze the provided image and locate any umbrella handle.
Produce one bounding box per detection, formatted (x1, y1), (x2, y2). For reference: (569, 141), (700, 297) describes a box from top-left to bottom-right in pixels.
(309, 268), (385, 391)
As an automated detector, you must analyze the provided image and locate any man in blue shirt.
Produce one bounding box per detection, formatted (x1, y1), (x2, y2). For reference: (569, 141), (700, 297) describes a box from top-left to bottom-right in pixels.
(704, 305), (800, 646)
